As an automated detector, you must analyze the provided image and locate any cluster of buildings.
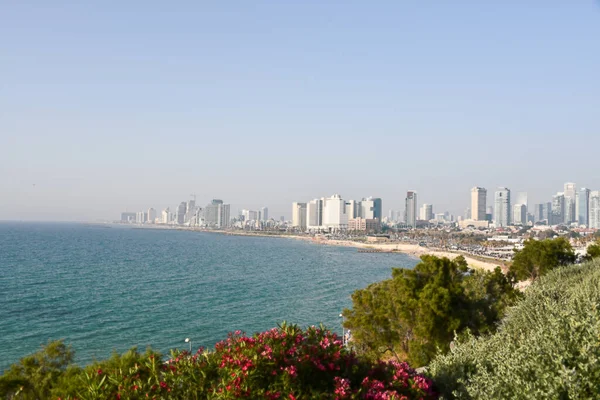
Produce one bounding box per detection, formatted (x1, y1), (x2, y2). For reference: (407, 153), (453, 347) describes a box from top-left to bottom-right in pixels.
(291, 195), (383, 232)
(459, 183), (600, 229)
(120, 198), (233, 228)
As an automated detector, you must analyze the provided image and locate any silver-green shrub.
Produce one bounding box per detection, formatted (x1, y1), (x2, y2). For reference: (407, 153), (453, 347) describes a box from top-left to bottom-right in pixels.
(428, 259), (600, 399)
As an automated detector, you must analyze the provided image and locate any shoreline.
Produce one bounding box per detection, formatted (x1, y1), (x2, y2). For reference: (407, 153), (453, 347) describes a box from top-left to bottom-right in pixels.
(112, 223), (503, 272)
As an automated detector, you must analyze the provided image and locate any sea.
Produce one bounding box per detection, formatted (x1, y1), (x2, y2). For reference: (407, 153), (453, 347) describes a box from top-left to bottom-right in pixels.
(0, 222), (417, 371)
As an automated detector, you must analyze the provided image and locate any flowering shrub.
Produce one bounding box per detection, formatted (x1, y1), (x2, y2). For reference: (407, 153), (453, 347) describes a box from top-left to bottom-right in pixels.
(60, 323), (436, 399)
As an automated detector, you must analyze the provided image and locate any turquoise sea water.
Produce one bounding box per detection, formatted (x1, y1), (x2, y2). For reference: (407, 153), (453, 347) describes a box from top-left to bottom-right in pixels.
(0, 222), (417, 371)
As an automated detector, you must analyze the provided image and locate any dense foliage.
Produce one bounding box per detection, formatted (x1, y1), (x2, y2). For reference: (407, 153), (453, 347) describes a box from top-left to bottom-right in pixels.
(343, 255), (519, 367)
(584, 239), (600, 261)
(428, 259), (600, 399)
(508, 237), (576, 282)
(0, 324), (435, 400)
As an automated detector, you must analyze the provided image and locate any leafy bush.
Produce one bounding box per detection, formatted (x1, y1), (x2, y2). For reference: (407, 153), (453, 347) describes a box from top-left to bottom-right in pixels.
(509, 237), (576, 281)
(1, 324), (436, 399)
(428, 259), (600, 399)
(343, 256), (519, 366)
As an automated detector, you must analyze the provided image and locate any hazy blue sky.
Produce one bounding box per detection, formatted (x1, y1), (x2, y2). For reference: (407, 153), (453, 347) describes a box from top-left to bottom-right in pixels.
(2, 1), (599, 221)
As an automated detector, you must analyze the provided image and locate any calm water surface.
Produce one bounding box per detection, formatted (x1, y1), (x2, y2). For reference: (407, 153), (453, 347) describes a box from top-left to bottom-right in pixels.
(0, 222), (417, 371)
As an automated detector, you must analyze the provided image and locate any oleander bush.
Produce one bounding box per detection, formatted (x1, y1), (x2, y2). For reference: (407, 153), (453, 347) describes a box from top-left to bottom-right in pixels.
(428, 259), (600, 399)
(0, 323), (436, 400)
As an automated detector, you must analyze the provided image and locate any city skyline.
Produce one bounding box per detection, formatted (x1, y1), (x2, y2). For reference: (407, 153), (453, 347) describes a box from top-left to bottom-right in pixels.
(2, 2), (600, 221)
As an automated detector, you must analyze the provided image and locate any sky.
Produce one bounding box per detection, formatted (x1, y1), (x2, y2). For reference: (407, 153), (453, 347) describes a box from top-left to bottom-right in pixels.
(1, 1), (599, 221)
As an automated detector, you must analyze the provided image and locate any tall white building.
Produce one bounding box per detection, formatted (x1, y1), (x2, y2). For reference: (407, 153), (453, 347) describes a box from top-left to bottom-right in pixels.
(161, 208), (170, 224)
(147, 208), (156, 224)
(470, 187), (487, 221)
(345, 200), (358, 219)
(306, 198), (323, 230)
(218, 203), (230, 228)
(590, 191), (600, 229)
(513, 204), (527, 225)
(322, 194), (348, 230)
(420, 204), (433, 221)
(405, 191), (418, 228)
(292, 202), (307, 229)
(564, 182), (577, 224)
(136, 211), (147, 223)
(494, 188), (511, 227)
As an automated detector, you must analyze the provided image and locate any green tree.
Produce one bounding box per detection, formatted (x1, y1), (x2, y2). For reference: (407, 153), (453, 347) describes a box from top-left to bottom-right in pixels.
(344, 255), (519, 367)
(584, 240), (600, 261)
(509, 237), (576, 282)
(0, 340), (74, 400)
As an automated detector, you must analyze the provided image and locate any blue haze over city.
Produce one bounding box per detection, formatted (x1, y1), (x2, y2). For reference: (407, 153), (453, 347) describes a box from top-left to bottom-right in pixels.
(1, 1), (600, 221)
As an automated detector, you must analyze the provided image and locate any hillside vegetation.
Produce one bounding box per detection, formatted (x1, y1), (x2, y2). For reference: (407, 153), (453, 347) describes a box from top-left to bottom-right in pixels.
(428, 259), (600, 399)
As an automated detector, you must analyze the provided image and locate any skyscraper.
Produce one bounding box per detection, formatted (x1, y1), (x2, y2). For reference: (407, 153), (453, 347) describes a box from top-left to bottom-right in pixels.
(551, 193), (565, 225)
(513, 204), (527, 225)
(260, 207), (269, 221)
(218, 203), (230, 228)
(306, 198), (323, 230)
(470, 187), (487, 221)
(579, 188), (591, 226)
(322, 194), (348, 230)
(346, 200), (358, 219)
(494, 188), (511, 227)
(420, 204), (433, 221)
(405, 191), (418, 228)
(176, 202), (187, 225)
(291, 202), (307, 229)
(564, 182), (577, 224)
(147, 208), (156, 224)
(590, 191), (600, 229)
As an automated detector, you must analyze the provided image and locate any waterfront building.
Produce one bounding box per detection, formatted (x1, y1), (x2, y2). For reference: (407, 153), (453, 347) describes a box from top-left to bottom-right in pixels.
(307, 198), (323, 230)
(260, 207), (269, 221)
(551, 193), (565, 225)
(513, 204), (527, 225)
(494, 187), (511, 227)
(218, 203), (231, 228)
(359, 198), (375, 219)
(120, 212), (136, 223)
(420, 204), (433, 221)
(136, 211), (147, 224)
(579, 188), (591, 226)
(322, 194), (348, 230)
(291, 202), (307, 230)
(590, 191), (600, 229)
(161, 208), (170, 224)
(204, 199), (224, 227)
(405, 191), (418, 228)
(388, 209), (396, 221)
(346, 200), (358, 219)
(176, 202), (187, 225)
(147, 208), (156, 224)
(348, 217), (381, 232)
(470, 187), (487, 221)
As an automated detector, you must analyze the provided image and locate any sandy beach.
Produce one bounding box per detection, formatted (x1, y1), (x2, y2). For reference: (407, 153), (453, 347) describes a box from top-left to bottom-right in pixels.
(288, 236), (503, 272)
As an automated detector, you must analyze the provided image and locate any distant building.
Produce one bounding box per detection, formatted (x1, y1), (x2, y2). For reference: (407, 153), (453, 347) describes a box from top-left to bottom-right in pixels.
(494, 188), (511, 227)
(176, 202), (187, 225)
(513, 204), (527, 225)
(405, 191), (418, 228)
(589, 191), (600, 229)
(147, 208), (156, 224)
(204, 199), (223, 227)
(348, 217), (381, 232)
(388, 209), (396, 221)
(346, 200), (358, 219)
(218, 204), (230, 228)
(161, 208), (170, 224)
(291, 202), (307, 230)
(420, 204), (433, 221)
(120, 212), (136, 223)
(551, 193), (565, 225)
(579, 188), (591, 226)
(564, 182), (577, 224)
(322, 194), (348, 230)
(470, 187), (487, 221)
(260, 207), (269, 221)
(136, 211), (147, 224)
(307, 198), (323, 230)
